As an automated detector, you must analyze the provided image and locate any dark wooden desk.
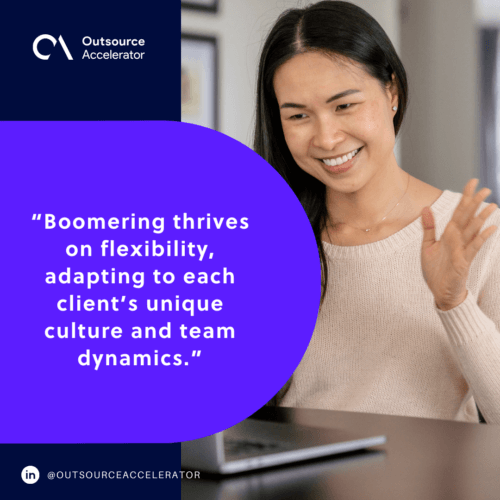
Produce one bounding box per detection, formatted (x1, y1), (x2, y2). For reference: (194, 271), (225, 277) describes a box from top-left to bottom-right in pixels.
(183, 407), (500, 500)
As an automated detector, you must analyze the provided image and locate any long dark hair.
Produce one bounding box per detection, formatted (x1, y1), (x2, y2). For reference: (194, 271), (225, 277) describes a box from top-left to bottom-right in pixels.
(254, 1), (408, 303)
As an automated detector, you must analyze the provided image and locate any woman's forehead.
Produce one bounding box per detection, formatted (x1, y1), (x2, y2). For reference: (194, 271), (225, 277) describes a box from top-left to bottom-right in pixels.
(273, 52), (372, 102)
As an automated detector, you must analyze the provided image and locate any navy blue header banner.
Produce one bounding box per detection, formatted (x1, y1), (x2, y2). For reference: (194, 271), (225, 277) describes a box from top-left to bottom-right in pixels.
(0, 0), (180, 120)
(0, 0), (181, 497)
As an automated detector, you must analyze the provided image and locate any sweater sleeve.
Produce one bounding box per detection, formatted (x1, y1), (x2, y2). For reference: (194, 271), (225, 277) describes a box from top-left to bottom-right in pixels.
(435, 238), (500, 424)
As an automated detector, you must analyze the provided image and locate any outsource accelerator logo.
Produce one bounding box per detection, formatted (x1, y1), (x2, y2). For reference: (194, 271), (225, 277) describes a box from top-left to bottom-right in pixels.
(33, 35), (145, 60)
(33, 35), (73, 60)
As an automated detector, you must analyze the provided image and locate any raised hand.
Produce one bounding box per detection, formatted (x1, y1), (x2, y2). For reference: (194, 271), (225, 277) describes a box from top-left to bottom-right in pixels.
(421, 179), (498, 311)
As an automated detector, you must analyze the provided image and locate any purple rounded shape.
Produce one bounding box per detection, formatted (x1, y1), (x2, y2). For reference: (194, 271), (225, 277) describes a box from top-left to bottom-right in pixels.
(0, 122), (320, 443)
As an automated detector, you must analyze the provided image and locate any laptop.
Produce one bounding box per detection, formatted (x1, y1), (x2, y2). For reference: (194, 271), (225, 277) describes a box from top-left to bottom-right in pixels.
(181, 418), (386, 474)
(182, 449), (385, 499)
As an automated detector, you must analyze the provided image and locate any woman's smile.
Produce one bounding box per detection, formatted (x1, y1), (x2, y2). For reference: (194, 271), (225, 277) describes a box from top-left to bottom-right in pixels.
(318, 146), (363, 174)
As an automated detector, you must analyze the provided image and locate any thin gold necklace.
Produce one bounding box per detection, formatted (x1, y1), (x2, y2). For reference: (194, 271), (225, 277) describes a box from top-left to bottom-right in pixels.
(329, 172), (411, 233)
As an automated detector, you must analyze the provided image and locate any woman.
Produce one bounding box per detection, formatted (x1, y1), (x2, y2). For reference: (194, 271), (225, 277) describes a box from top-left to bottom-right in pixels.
(255, 1), (500, 424)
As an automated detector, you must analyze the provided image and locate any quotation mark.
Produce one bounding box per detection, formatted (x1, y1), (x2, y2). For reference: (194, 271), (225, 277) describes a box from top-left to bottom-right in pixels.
(185, 351), (202, 365)
(32, 214), (42, 221)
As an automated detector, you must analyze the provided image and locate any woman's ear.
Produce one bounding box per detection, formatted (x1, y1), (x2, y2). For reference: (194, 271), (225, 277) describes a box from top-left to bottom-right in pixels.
(387, 73), (399, 109)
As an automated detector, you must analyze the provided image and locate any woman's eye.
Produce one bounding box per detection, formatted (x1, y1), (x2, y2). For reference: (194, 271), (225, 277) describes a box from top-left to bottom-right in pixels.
(336, 103), (352, 111)
(289, 113), (307, 120)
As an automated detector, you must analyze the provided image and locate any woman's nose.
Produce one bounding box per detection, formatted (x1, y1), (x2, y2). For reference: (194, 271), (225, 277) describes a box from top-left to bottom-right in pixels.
(311, 118), (344, 151)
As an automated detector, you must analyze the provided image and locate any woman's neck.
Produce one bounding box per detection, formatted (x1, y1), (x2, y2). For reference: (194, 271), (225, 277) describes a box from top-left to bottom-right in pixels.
(325, 164), (411, 232)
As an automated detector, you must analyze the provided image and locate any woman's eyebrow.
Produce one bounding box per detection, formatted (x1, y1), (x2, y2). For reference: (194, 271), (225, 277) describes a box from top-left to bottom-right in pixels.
(280, 89), (361, 109)
(326, 89), (361, 103)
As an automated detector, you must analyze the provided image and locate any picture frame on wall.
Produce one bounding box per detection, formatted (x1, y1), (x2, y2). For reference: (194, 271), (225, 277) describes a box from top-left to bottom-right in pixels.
(181, 0), (218, 14)
(181, 33), (219, 131)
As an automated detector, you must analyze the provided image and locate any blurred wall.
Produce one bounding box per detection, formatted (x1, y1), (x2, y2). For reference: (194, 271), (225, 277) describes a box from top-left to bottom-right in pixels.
(475, 0), (500, 203)
(476, 0), (500, 26)
(400, 0), (479, 192)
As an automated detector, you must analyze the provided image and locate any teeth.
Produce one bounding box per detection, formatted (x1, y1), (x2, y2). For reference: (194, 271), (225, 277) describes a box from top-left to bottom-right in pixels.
(322, 148), (360, 167)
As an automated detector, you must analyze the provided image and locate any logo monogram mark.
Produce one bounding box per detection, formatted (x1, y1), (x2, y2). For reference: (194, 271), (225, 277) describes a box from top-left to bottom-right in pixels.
(33, 35), (73, 60)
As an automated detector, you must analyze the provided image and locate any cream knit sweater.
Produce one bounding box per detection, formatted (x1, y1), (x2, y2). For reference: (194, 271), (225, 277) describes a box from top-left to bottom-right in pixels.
(281, 190), (500, 424)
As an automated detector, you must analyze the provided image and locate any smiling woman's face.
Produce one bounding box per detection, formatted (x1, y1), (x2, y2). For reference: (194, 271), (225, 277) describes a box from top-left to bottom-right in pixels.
(273, 52), (399, 194)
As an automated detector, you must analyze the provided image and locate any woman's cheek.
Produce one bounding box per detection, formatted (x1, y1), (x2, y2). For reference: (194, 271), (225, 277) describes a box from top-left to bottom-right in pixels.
(361, 104), (395, 152)
(283, 126), (306, 158)
(354, 107), (378, 134)
(359, 101), (390, 136)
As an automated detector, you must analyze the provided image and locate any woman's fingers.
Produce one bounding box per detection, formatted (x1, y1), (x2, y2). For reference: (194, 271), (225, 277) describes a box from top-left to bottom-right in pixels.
(450, 179), (477, 227)
(464, 187), (492, 225)
(464, 225), (498, 262)
(453, 180), (492, 229)
(462, 203), (498, 244)
(465, 178), (479, 197)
